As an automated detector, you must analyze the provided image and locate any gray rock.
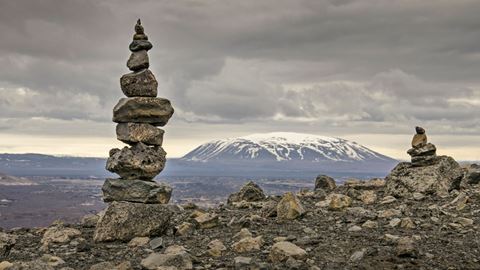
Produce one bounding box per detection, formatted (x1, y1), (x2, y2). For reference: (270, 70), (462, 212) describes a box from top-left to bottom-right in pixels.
(407, 143), (437, 166)
(384, 156), (463, 197)
(112, 97), (174, 126)
(149, 237), (164, 250)
(315, 175), (336, 191)
(127, 50), (149, 71)
(0, 232), (17, 258)
(102, 179), (172, 204)
(129, 40), (153, 52)
(227, 181), (266, 204)
(396, 237), (417, 257)
(463, 164), (480, 185)
(120, 69), (158, 97)
(116, 123), (164, 146)
(106, 143), (166, 180)
(94, 201), (172, 242)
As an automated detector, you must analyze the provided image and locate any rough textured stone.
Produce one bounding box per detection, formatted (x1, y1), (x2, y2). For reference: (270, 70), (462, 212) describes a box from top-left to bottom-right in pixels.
(127, 50), (149, 71)
(276, 192), (305, 220)
(129, 40), (153, 52)
(193, 213), (219, 229)
(94, 201), (172, 242)
(0, 233), (17, 257)
(385, 156), (464, 197)
(120, 69), (158, 97)
(41, 225), (81, 246)
(141, 245), (192, 270)
(269, 241), (307, 263)
(116, 123), (164, 146)
(227, 181), (266, 204)
(106, 143), (166, 180)
(463, 164), (480, 185)
(315, 175), (336, 191)
(396, 237), (417, 257)
(207, 239), (226, 257)
(102, 179), (172, 204)
(232, 236), (263, 253)
(328, 194), (352, 210)
(112, 97), (174, 126)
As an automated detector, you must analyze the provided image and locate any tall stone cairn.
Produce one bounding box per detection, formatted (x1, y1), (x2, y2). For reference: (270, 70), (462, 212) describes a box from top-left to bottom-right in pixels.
(94, 20), (175, 242)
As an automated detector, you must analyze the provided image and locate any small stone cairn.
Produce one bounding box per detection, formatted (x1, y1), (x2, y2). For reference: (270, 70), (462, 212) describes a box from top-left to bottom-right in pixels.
(94, 20), (175, 242)
(407, 126), (437, 166)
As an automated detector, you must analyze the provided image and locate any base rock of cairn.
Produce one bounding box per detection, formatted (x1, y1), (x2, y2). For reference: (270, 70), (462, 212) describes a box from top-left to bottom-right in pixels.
(385, 127), (463, 197)
(95, 19), (174, 242)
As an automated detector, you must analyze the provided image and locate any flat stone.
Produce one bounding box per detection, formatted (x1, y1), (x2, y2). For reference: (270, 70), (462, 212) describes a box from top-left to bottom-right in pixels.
(231, 236), (263, 253)
(94, 201), (172, 242)
(116, 123), (164, 146)
(407, 143), (437, 166)
(276, 192), (305, 220)
(314, 175), (336, 191)
(102, 178), (172, 204)
(194, 213), (220, 229)
(141, 245), (192, 270)
(106, 143), (166, 180)
(112, 97), (174, 126)
(227, 181), (266, 204)
(120, 69), (158, 97)
(129, 40), (153, 52)
(127, 50), (149, 71)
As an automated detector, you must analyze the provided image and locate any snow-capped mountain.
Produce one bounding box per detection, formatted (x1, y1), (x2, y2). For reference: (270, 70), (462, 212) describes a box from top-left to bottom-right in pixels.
(182, 132), (395, 163)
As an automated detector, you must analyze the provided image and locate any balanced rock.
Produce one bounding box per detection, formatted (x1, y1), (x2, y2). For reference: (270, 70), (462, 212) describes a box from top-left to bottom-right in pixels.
(227, 181), (266, 204)
(407, 143), (437, 166)
(94, 201), (172, 242)
(129, 40), (153, 52)
(384, 156), (463, 197)
(112, 97), (174, 126)
(127, 50), (149, 71)
(276, 192), (305, 220)
(102, 179), (172, 204)
(133, 19), (148, 41)
(315, 175), (336, 191)
(116, 123), (163, 146)
(411, 126), (427, 148)
(120, 69), (158, 97)
(106, 143), (166, 180)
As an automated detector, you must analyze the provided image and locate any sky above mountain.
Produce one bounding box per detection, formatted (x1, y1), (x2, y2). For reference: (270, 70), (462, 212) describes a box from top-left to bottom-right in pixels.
(0, 0), (479, 160)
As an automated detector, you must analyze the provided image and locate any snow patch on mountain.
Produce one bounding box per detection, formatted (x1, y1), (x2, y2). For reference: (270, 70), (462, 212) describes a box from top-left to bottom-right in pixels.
(182, 132), (394, 163)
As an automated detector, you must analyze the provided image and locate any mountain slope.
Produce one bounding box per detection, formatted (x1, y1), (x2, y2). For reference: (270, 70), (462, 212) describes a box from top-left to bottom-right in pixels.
(182, 132), (395, 163)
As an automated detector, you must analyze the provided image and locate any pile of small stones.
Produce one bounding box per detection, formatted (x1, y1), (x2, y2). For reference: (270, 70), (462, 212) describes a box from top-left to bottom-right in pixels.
(94, 20), (175, 242)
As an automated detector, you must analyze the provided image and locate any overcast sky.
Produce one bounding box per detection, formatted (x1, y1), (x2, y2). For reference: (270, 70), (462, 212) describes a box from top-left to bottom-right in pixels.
(0, 0), (479, 160)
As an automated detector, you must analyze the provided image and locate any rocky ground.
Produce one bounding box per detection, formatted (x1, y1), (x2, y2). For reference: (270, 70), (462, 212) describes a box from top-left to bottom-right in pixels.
(1, 167), (480, 270)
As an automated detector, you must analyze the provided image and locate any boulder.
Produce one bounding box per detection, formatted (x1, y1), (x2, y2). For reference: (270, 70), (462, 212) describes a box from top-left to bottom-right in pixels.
(269, 241), (307, 263)
(0, 233), (17, 258)
(116, 123), (163, 146)
(463, 164), (480, 185)
(276, 192), (305, 220)
(227, 181), (266, 204)
(129, 40), (153, 52)
(94, 201), (172, 242)
(384, 156), (464, 197)
(314, 175), (336, 191)
(106, 143), (166, 180)
(141, 245), (192, 270)
(112, 97), (174, 126)
(120, 69), (158, 97)
(102, 179), (172, 204)
(127, 50), (149, 71)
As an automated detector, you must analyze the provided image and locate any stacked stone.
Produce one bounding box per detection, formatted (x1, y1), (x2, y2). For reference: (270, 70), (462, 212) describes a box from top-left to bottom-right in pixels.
(94, 20), (174, 242)
(407, 126), (437, 166)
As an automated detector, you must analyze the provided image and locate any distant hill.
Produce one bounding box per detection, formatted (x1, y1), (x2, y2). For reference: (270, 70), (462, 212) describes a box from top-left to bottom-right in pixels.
(0, 172), (37, 185)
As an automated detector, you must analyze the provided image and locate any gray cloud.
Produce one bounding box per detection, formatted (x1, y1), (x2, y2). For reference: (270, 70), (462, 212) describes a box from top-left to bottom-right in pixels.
(0, 0), (479, 157)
